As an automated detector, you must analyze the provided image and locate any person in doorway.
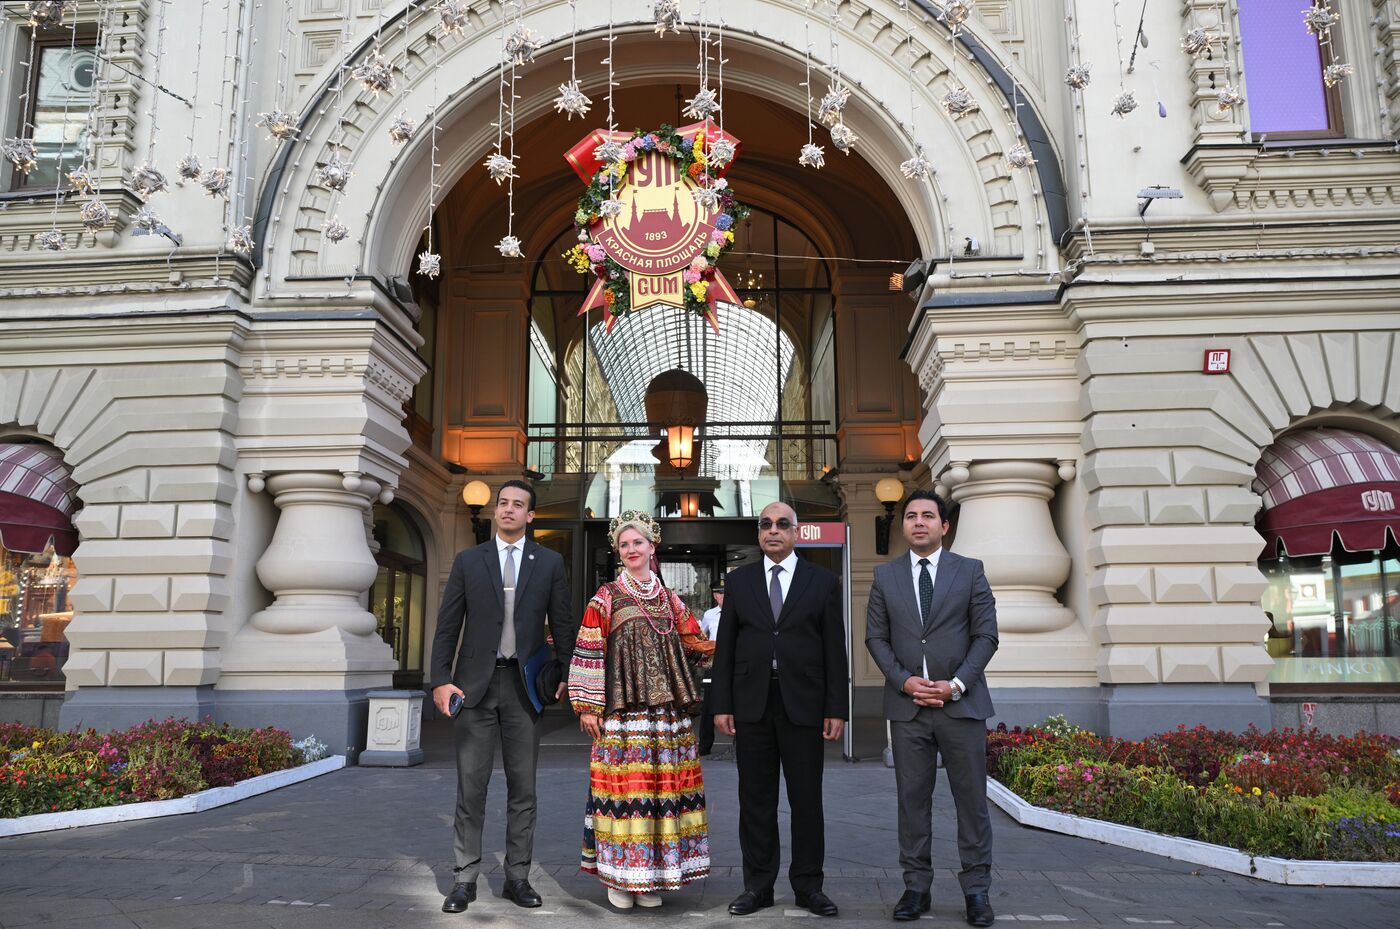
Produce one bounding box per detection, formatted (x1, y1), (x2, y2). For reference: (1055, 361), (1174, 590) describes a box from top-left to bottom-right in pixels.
(429, 480), (577, 915)
(697, 580), (725, 755)
(864, 490), (999, 927)
(569, 510), (715, 910)
(710, 501), (848, 917)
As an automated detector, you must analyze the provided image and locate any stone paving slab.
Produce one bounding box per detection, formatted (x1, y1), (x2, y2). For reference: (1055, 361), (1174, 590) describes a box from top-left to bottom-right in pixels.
(0, 738), (1396, 929)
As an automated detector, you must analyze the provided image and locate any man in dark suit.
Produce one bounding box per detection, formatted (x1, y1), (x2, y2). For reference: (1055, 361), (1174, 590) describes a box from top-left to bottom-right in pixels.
(865, 490), (998, 927)
(429, 480), (577, 915)
(711, 501), (848, 918)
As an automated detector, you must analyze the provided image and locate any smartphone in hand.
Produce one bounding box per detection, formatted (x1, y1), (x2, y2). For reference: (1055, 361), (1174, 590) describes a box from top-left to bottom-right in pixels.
(448, 692), (464, 717)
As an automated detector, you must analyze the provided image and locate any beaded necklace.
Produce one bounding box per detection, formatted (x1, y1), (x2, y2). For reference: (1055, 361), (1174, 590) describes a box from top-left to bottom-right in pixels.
(618, 570), (675, 635)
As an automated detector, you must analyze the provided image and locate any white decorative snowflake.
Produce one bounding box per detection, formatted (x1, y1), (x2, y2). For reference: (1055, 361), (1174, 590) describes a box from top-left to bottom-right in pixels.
(256, 109), (299, 141)
(176, 153), (202, 181)
(655, 0), (683, 35)
(1180, 27), (1214, 58)
(1006, 142), (1036, 170)
(707, 137), (737, 168)
(418, 250), (442, 278)
(437, 0), (469, 35)
(323, 218), (350, 243)
(1110, 90), (1139, 118)
(353, 48), (395, 97)
(79, 198), (111, 231)
(1302, 3), (1339, 40)
(131, 206), (162, 233)
(817, 82), (850, 127)
(553, 80), (592, 120)
(691, 186), (722, 211)
(830, 122), (858, 154)
(497, 235), (524, 258)
(798, 142), (826, 169)
(199, 166), (231, 198)
(24, 1), (75, 29)
(1322, 62), (1354, 87)
(132, 163), (168, 200)
(35, 227), (66, 251)
(682, 86), (721, 121)
(598, 198), (624, 218)
(942, 85), (978, 118)
(66, 165), (94, 191)
(505, 26), (541, 66)
(1064, 62), (1092, 89)
(388, 112), (416, 144)
(2, 138), (37, 174)
(315, 155), (353, 192)
(899, 147), (933, 181)
(939, 0), (972, 28)
(1215, 85), (1244, 113)
(227, 224), (255, 256)
(483, 152), (516, 185)
(595, 140), (628, 165)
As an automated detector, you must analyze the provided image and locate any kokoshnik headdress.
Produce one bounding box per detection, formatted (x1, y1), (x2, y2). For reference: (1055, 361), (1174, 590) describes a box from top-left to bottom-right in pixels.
(608, 509), (662, 550)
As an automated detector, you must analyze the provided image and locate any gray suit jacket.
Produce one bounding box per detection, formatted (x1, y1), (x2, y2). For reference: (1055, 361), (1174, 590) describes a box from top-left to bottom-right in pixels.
(864, 550), (999, 721)
(428, 538), (577, 709)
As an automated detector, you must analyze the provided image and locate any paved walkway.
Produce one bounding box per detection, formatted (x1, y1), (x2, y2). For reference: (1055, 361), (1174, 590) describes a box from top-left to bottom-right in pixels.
(0, 720), (1396, 929)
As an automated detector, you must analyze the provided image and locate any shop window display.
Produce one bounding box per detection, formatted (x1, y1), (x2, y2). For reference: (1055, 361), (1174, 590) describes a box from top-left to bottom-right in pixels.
(0, 542), (75, 685)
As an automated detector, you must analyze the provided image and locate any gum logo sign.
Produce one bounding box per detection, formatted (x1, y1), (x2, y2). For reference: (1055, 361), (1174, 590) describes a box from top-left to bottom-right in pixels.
(1361, 489), (1395, 512)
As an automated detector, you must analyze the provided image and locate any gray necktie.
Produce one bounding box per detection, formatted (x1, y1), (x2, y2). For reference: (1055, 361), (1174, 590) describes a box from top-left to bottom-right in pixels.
(769, 565), (784, 624)
(499, 545), (517, 659)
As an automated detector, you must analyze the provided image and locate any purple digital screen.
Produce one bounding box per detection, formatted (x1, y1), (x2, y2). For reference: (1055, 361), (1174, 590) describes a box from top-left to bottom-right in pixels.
(1237, 0), (1331, 134)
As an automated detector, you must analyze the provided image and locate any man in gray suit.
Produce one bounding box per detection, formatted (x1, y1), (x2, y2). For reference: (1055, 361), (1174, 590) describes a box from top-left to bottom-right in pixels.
(430, 480), (577, 914)
(865, 490), (998, 927)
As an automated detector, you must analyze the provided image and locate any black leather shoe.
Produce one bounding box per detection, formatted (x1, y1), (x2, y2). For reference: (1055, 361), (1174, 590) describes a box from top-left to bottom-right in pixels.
(503, 879), (543, 908)
(441, 882), (475, 913)
(795, 890), (839, 917)
(893, 890), (931, 921)
(965, 893), (994, 927)
(727, 889), (775, 915)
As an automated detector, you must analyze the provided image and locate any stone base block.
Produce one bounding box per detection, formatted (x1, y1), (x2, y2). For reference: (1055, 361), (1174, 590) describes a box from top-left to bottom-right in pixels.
(217, 688), (374, 763)
(58, 685), (217, 732)
(0, 692), (65, 728)
(1102, 683), (1270, 739)
(988, 687), (1106, 733)
(359, 747), (425, 767)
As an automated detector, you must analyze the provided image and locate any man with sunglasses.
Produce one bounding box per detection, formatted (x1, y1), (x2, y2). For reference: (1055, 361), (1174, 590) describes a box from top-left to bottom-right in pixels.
(711, 501), (848, 918)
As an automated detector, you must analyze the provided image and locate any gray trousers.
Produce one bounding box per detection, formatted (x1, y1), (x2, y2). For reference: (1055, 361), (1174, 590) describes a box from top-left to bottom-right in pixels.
(890, 706), (992, 896)
(452, 664), (540, 883)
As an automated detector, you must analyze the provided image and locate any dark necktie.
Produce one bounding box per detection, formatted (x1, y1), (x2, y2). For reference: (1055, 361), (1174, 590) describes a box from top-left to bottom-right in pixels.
(918, 558), (934, 625)
(769, 565), (785, 624)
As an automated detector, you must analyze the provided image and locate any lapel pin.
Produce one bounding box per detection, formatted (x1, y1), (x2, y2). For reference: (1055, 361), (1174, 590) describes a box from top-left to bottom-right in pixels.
(528, 554), (535, 560)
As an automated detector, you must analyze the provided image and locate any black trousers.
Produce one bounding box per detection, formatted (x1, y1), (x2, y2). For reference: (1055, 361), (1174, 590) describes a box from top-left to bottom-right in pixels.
(735, 676), (826, 895)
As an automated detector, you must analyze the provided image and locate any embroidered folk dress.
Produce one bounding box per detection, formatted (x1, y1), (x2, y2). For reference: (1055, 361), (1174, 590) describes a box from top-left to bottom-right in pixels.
(568, 578), (713, 892)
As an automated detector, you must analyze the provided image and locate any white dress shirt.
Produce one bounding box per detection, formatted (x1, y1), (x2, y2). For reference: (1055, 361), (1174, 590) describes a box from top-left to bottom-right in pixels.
(700, 605), (723, 641)
(908, 547), (964, 697)
(763, 551), (799, 669)
(495, 534), (524, 581)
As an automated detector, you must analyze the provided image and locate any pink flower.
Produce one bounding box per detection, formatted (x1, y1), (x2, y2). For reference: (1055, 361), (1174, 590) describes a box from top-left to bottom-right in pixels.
(710, 229), (726, 244)
(683, 269), (701, 283)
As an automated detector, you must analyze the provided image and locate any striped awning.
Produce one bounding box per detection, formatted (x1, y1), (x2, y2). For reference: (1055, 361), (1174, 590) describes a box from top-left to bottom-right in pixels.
(1255, 428), (1400, 557)
(0, 443), (80, 556)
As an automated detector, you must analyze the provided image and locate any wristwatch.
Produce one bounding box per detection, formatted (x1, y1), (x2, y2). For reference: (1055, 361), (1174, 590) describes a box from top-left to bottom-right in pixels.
(949, 682), (963, 702)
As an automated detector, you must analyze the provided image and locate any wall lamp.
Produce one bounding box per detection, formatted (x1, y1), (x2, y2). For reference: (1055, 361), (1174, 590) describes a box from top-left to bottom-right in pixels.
(462, 479), (492, 545)
(874, 477), (905, 556)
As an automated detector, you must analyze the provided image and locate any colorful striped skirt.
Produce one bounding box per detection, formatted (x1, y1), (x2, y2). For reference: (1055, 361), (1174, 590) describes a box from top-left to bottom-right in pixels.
(581, 704), (710, 892)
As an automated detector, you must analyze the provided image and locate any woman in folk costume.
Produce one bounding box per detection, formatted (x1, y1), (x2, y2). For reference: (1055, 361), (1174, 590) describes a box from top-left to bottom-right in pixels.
(568, 509), (715, 909)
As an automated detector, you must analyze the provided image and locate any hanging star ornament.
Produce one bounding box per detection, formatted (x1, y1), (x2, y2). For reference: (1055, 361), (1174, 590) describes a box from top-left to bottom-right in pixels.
(798, 142), (826, 169)
(256, 109), (298, 141)
(692, 185), (722, 210)
(1302, 3), (1340, 41)
(1180, 27), (1214, 58)
(35, 228), (66, 251)
(315, 155), (353, 192)
(3, 138), (38, 175)
(176, 153), (202, 181)
(707, 137), (737, 168)
(199, 166), (231, 199)
(353, 48), (395, 97)
(1006, 142), (1035, 170)
(1322, 62), (1354, 87)
(817, 83), (850, 127)
(1215, 85), (1244, 113)
(553, 80), (592, 120)
(595, 140), (628, 165)
(497, 235), (524, 258)
(66, 165), (94, 192)
(899, 146), (933, 181)
(228, 224), (255, 256)
(1064, 62), (1092, 89)
(1110, 90), (1139, 118)
(941, 85), (978, 118)
(437, 0), (469, 34)
(132, 163), (168, 200)
(388, 112), (416, 144)
(79, 198), (111, 231)
(654, 0), (683, 35)
(939, 0), (972, 29)
(483, 152), (516, 184)
(505, 25), (541, 66)
(24, 1), (75, 29)
(131, 206), (162, 233)
(830, 122), (859, 154)
(418, 250), (442, 278)
(682, 86), (721, 121)
(323, 218), (350, 244)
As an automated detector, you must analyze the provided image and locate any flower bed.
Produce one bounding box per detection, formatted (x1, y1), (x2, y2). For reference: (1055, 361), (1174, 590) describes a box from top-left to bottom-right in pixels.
(0, 718), (329, 817)
(987, 717), (1400, 862)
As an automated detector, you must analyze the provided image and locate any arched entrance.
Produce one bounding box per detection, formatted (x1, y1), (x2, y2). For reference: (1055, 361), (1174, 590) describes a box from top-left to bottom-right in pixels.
(369, 501), (430, 690)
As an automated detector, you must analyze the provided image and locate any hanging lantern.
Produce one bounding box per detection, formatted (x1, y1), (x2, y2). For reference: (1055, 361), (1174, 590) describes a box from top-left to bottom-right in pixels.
(678, 492), (701, 518)
(645, 370), (708, 473)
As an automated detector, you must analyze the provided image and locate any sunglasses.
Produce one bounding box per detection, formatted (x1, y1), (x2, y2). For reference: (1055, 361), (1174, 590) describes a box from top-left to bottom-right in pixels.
(758, 518), (795, 531)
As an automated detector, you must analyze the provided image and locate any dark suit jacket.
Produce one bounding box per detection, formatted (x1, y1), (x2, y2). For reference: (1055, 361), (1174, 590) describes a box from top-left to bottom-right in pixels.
(428, 538), (577, 710)
(709, 557), (849, 728)
(864, 550), (999, 721)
